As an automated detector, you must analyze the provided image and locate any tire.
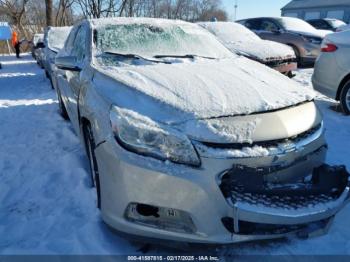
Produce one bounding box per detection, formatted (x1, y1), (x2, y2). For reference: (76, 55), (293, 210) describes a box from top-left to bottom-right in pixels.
(290, 45), (301, 67)
(84, 123), (101, 209)
(56, 88), (69, 120)
(340, 80), (350, 115)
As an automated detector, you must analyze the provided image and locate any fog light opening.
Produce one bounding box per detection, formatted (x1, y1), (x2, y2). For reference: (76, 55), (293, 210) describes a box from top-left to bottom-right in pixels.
(136, 204), (160, 218)
(125, 203), (196, 234)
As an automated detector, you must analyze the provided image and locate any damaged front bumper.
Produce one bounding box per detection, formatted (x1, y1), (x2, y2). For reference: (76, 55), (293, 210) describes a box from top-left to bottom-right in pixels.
(220, 164), (350, 236)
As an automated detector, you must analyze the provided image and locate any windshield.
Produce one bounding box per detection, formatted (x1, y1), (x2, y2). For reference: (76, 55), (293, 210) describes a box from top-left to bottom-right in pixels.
(328, 19), (346, 28)
(47, 27), (72, 52)
(277, 17), (317, 32)
(95, 23), (233, 59)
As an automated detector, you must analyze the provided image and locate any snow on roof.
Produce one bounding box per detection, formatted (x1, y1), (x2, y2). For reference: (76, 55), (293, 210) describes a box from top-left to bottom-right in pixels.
(282, 0), (350, 10)
(46, 26), (72, 52)
(198, 22), (295, 61)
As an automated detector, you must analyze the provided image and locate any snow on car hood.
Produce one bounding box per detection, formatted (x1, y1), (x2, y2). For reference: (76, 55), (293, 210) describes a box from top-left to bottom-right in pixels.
(220, 39), (294, 62)
(288, 29), (330, 38)
(198, 22), (295, 62)
(94, 56), (314, 125)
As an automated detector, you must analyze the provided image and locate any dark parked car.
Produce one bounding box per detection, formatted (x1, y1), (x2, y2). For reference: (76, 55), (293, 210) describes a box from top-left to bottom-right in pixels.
(237, 17), (331, 66)
(307, 18), (346, 32)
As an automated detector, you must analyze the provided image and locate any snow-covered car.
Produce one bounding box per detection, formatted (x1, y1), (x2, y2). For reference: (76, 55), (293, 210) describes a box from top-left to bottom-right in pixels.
(198, 22), (297, 77)
(336, 24), (350, 32)
(238, 17), (332, 66)
(54, 17), (350, 245)
(31, 33), (44, 60)
(307, 18), (346, 32)
(313, 30), (350, 114)
(43, 26), (72, 88)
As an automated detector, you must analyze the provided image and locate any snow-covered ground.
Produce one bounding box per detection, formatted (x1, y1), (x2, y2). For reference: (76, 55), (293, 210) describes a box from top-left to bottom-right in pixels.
(0, 55), (349, 255)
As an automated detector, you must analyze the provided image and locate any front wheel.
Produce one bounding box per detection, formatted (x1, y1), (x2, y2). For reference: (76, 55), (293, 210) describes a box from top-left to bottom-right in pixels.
(340, 81), (350, 115)
(84, 124), (101, 209)
(56, 88), (69, 120)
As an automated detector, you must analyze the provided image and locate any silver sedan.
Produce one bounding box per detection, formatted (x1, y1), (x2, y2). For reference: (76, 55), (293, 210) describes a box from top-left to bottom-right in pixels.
(313, 30), (350, 114)
(54, 17), (349, 245)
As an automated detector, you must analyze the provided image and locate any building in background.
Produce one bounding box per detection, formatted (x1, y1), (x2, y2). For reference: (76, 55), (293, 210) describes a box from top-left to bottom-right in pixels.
(281, 0), (350, 23)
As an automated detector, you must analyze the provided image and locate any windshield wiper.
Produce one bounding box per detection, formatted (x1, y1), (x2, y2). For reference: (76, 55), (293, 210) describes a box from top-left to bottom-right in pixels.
(104, 51), (170, 64)
(153, 54), (215, 60)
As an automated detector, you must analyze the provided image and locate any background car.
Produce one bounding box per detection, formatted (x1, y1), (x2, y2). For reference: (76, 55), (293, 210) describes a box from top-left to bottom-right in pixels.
(198, 22), (297, 77)
(43, 26), (72, 88)
(31, 33), (44, 59)
(336, 24), (350, 32)
(313, 30), (350, 114)
(237, 17), (331, 66)
(54, 17), (349, 245)
(307, 18), (346, 32)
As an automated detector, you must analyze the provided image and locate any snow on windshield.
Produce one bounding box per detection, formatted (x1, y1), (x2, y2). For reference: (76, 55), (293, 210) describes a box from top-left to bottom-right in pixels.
(95, 22), (233, 59)
(278, 17), (317, 32)
(47, 26), (72, 52)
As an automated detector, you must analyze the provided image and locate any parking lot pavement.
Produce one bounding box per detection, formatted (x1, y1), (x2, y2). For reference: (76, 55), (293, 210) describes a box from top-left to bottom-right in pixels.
(0, 55), (349, 255)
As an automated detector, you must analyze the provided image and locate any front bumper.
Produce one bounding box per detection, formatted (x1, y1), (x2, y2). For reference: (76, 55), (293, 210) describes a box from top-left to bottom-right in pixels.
(264, 58), (297, 74)
(95, 126), (349, 244)
(220, 165), (349, 234)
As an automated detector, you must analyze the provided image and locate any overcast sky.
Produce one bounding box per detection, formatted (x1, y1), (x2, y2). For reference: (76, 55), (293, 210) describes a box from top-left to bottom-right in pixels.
(222, 0), (291, 20)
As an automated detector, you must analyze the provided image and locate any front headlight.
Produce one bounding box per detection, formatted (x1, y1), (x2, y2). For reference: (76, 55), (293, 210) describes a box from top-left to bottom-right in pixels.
(110, 106), (200, 167)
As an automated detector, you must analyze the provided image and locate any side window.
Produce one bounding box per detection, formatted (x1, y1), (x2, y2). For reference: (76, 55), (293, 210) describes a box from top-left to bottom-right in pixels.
(63, 28), (77, 54)
(244, 19), (261, 30)
(72, 27), (87, 63)
(320, 21), (331, 30)
(260, 20), (278, 32)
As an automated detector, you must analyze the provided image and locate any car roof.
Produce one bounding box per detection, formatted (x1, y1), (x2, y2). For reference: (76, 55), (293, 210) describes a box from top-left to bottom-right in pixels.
(87, 17), (192, 29)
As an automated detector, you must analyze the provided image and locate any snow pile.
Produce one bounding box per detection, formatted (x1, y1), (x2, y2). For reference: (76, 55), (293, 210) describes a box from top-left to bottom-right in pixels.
(198, 22), (295, 61)
(47, 26), (72, 53)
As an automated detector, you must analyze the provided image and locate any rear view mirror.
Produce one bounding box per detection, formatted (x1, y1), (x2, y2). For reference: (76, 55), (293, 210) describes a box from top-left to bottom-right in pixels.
(55, 56), (81, 72)
(35, 42), (45, 49)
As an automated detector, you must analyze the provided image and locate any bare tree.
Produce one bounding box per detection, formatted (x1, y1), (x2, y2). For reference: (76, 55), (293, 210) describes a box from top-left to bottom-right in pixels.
(0, 0), (30, 36)
(45, 0), (53, 26)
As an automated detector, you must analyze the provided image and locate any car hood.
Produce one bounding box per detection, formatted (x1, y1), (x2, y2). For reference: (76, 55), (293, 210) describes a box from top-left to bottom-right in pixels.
(94, 56), (314, 125)
(229, 39), (295, 62)
(288, 29), (330, 38)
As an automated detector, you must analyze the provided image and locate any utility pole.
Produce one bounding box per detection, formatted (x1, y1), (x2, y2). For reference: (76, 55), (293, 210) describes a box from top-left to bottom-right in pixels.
(234, 0), (238, 21)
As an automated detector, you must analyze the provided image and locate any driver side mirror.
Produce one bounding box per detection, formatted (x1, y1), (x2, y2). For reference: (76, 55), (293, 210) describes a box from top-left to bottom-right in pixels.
(55, 56), (81, 72)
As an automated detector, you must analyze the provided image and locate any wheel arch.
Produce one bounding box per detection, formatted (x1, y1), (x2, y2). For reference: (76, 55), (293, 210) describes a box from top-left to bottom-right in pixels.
(337, 73), (350, 101)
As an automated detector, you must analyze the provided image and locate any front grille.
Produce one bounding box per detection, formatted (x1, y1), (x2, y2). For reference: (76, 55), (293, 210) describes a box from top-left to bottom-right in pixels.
(200, 124), (322, 150)
(264, 57), (297, 67)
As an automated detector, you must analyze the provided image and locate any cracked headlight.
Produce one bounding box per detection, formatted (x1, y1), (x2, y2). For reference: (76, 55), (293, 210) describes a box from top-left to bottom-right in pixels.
(110, 106), (200, 167)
